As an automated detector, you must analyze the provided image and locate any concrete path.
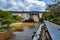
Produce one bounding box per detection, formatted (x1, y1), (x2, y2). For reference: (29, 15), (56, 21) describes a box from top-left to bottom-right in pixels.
(44, 21), (60, 40)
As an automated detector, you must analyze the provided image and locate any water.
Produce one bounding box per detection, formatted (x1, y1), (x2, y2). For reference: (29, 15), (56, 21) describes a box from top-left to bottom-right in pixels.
(8, 26), (38, 40)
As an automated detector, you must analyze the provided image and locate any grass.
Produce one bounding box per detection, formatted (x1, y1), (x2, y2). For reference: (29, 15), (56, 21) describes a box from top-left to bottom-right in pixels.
(10, 22), (35, 28)
(0, 29), (7, 32)
(0, 22), (35, 32)
(10, 22), (35, 31)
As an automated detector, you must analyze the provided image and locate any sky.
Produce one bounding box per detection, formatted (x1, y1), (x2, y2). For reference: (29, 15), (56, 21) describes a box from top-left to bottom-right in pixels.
(0, 0), (53, 11)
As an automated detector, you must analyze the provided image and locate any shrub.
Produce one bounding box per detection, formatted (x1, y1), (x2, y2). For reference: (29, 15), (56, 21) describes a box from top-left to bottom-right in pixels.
(39, 18), (44, 23)
(50, 18), (60, 25)
(1, 19), (11, 29)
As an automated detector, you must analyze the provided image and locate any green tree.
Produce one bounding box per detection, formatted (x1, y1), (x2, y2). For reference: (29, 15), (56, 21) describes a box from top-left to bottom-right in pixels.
(42, 1), (60, 25)
(1, 19), (11, 29)
(12, 15), (23, 22)
(0, 10), (12, 21)
(16, 16), (23, 22)
(0, 10), (13, 29)
(46, 2), (60, 17)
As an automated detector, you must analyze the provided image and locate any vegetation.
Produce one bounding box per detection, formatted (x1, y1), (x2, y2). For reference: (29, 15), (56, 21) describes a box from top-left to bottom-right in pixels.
(0, 10), (23, 32)
(39, 1), (60, 25)
(12, 15), (23, 22)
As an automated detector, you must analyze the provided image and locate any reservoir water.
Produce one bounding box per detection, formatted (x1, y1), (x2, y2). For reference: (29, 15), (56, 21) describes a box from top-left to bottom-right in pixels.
(9, 23), (38, 40)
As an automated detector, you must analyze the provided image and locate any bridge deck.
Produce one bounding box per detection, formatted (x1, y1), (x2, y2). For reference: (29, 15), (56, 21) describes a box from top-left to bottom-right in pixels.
(33, 21), (60, 40)
(44, 21), (60, 40)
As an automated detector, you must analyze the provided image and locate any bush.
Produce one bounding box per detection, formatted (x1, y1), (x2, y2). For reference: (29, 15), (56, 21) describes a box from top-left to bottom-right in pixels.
(39, 18), (43, 23)
(12, 15), (23, 22)
(50, 18), (60, 25)
(1, 19), (11, 29)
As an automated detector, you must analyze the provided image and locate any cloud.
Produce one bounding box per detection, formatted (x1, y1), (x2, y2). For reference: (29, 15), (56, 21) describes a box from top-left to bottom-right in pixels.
(25, 0), (46, 7)
(7, 0), (17, 6)
(0, 0), (46, 11)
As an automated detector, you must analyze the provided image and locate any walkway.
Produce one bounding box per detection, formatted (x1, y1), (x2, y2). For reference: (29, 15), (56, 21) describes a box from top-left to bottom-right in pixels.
(44, 21), (60, 40)
(33, 21), (60, 40)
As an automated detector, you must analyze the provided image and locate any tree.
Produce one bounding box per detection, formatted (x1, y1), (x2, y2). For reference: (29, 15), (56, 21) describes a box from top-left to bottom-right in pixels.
(43, 0), (60, 25)
(0, 10), (13, 29)
(46, 2), (60, 17)
(16, 16), (23, 22)
(1, 19), (11, 29)
(12, 15), (23, 22)
(0, 10), (12, 21)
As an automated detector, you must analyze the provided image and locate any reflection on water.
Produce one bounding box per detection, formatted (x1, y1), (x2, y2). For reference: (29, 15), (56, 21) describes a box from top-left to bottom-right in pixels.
(9, 23), (39, 40)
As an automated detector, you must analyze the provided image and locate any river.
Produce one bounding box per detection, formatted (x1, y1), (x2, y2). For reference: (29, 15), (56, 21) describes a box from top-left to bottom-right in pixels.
(9, 23), (39, 40)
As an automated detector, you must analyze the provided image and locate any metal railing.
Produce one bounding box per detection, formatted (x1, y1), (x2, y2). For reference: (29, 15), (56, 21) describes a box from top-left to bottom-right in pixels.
(33, 24), (44, 40)
(44, 21), (60, 40)
(33, 21), (60, 40)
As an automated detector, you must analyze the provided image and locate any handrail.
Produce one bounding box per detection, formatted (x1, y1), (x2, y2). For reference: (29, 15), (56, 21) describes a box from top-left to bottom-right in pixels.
(33, 24), (44, 40)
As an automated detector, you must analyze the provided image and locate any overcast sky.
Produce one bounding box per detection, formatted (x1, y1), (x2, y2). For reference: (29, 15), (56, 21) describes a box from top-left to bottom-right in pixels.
(0, 0), (53, 11)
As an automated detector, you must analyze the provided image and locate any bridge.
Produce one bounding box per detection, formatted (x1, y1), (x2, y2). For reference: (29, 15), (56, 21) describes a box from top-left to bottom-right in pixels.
(8, 11), (50, 13)
(33, 21), (60, 40)
(7, 11), (50, 22)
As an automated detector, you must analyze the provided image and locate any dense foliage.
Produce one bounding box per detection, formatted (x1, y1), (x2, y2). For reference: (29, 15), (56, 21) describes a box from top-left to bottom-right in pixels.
(39, 1), (60, 25)
(0, 10), (23, 31)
